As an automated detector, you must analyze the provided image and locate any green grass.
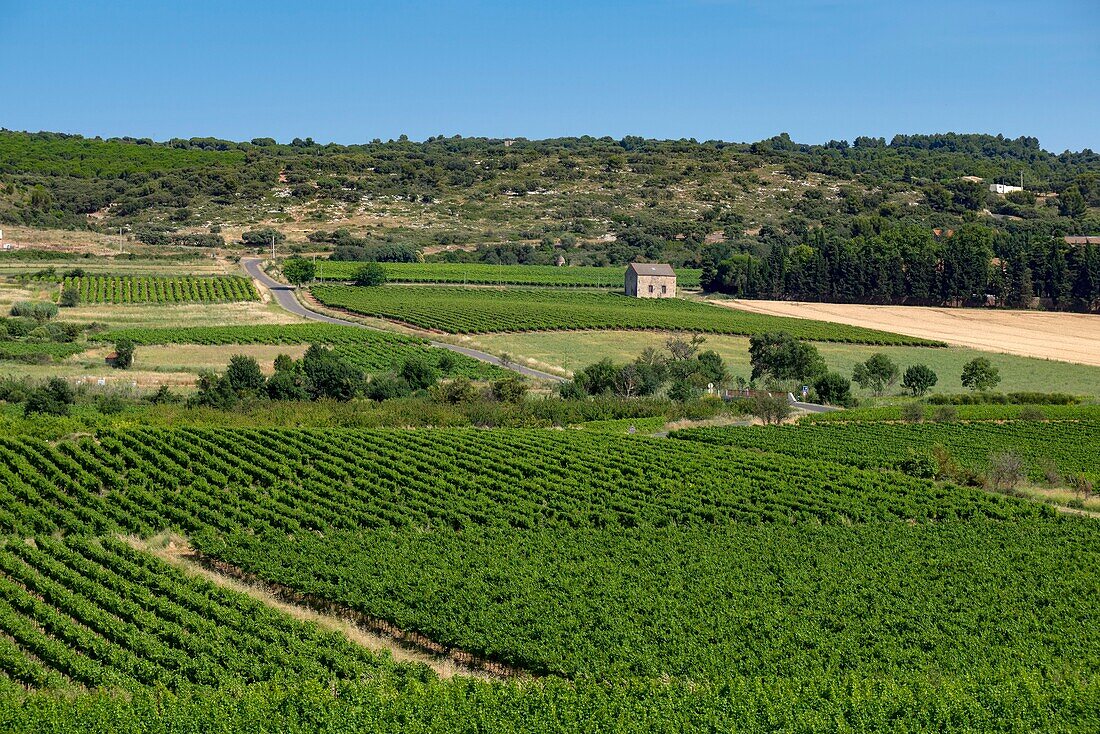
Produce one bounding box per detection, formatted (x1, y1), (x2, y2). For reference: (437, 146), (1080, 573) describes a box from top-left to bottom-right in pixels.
(319, 262), (703, 288)
(466, 331), (1100, 396)
(311, 286), (943, 344)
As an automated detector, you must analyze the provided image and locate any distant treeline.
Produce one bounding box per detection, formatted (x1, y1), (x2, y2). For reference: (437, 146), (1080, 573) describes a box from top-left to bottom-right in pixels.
(703, 224), (1100, 311)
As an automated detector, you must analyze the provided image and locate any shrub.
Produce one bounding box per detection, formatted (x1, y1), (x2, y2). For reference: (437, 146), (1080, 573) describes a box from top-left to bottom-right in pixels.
(986, 452), (1026, 492)
(750, 394), (791, 425)
(901, 402), (925, 423)
(1018, 405), (1046, 421)
(10, 301), (58, 322)
(896, 449), (938, 479)
(400, 355), (439, 391)
(491, 376), (528, 403)
(23, 377), (75, 416)
(365, 373), (410, 401)
(931, 405), (958, 422)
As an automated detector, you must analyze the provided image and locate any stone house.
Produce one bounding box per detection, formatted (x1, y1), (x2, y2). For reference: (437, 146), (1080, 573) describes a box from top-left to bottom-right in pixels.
(624, 263), (676, 298)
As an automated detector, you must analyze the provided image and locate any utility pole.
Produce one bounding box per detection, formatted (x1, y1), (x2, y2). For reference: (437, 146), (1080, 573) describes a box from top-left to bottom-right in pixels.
(271, 235), (276, 261)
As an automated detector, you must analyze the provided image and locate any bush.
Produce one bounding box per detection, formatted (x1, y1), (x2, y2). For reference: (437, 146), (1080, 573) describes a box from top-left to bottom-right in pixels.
(931, 405), (958, 422)
(901, 402), (925, 423)
(24, 377), (75, 416)
(10, 301), (58, 322)
(491, 376), (528, 403)
(986, 452), (1026, 492)
(750, 394), (791, 425)
(400, 355), (439, 391)
(1018, 405), (1046, 421)
(896, 449), (937, 479)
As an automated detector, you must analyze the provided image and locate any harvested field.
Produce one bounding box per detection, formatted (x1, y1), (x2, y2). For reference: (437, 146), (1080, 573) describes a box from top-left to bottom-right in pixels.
(715, 300), (1100, 366)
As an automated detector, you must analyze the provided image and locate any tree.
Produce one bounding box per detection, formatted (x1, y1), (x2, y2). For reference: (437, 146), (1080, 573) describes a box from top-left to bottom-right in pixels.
(748, 331), (825, 384)
(364, 373), (410, 401)
(273, 353), (297, 373)
(813, 372), (853, 406)
(695, 351), (726, 386)
(575, 358), (618, 395)
(400, 355), (439, 391)
(112, 338), (135, 370)
(302, 344), (364, 400)
(59, 288), (80, 307)
(852, 353), (900, 396)
(241, 228), (286, 247)
(224, 355), (266, 395)
(353, 262), (387, 286)
(282, 258), (316, 287)
(987, 452), (1025, 492)
(24, 378), (75, 417)
(266, 370), (308, 400)
(901, 364), (938, 396)
(961, 357), (1001, 392)
(1058, 185), (1087, 219)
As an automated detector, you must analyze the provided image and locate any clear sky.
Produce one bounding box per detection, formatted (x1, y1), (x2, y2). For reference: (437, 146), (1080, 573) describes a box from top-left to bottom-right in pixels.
(2, 0), (1097, 151)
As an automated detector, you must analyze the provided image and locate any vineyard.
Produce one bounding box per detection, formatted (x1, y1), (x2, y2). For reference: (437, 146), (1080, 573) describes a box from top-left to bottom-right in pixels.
(0, 425), (1096, 731)
(0, 342), (85, 363)
(671, 420), (1100, 483)
(91, 324), (503, 378)
(311, 286), (944, 344)
(0, 429), (1038, 538)
(0, 534), (423, 690)
(799, 403), (1100, 423)
(61, 275), (258, 304)
(319, 262), (704, 288)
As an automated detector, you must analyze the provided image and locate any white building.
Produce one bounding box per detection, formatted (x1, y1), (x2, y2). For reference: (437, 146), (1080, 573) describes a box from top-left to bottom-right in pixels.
(989, 184), (1023, 195)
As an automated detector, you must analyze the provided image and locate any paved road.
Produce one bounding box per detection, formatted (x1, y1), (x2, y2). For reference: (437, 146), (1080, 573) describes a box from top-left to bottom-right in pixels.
(787, 393), (842, 413)
(241, 258), (565, 382)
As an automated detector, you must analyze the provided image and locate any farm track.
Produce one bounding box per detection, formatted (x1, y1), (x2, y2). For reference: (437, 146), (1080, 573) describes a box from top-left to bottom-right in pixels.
(134, 534), (530, 682)
(242, 258), (564, 382)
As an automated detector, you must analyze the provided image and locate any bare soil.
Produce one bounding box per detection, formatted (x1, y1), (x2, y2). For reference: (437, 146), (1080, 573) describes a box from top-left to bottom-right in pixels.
(716, 300), (1100, 366)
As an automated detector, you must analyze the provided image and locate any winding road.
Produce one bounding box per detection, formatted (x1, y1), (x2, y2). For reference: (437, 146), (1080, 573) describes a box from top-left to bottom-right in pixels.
(241, 258), (565, 382)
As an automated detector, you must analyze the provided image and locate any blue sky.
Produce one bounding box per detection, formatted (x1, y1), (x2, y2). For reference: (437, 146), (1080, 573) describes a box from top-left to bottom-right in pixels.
(2, 0), (1097, 151)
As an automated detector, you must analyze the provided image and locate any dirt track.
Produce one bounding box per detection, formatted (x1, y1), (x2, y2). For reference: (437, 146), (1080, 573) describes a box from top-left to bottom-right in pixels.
(715, 300), (1100, 367)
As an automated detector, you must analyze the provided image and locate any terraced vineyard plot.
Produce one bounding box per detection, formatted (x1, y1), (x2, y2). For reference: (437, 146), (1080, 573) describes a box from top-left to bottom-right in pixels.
(62, 275), (258, 304)
(91, 324), (503, 378)
(0, 535), (425, 691)
(320, 262), (704, 288)
(311, 286), (945, 344)
(0, 429), (1041, 538)
(671, 420), (1100, 483)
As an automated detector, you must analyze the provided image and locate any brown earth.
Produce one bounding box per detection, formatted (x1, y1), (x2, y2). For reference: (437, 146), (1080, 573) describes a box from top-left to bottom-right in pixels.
(715, 299), (1100, 367)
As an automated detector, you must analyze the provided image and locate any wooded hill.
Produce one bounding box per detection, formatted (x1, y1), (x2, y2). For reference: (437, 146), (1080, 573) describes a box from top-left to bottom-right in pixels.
(1, 129), (1098, 309)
